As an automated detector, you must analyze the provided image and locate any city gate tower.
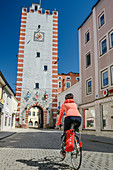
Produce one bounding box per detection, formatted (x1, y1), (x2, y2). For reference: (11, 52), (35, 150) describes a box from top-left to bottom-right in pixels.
(16, 3), (58, 128)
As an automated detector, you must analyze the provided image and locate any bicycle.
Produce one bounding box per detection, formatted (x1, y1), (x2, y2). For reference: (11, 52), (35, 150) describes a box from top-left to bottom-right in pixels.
(60, 122), (82, 170)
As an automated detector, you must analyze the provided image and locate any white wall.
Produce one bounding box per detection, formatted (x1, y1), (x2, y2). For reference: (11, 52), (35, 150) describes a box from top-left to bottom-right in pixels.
(57, 82), (81, 107)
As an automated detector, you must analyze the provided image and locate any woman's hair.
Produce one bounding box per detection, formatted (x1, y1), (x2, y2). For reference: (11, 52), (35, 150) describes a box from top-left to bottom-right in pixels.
(65, 93), (74, 100)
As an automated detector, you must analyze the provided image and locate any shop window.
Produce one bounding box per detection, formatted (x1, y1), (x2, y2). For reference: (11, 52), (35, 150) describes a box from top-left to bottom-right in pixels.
(58, 81), (62, 88)
(66, 82), (71, 88)
(86, 52), (91, 68)
(100, 37), (107, 56)
(35, 121), (38, 126)
(5, 117), (7, 126)
(83, 107), (95, 129)
(111, 66), (113, 85)
(101, 69), (108, 88)
(98, 11), (105, 28)
(86, 79), (92, 95)
(101, 102), (113, 130)
(29, 120), (33, 126)
(8, 118), (11, 126)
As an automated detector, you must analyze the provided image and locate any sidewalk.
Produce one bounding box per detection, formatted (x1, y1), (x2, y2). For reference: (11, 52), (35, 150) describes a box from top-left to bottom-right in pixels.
(82, 134), (113, 145)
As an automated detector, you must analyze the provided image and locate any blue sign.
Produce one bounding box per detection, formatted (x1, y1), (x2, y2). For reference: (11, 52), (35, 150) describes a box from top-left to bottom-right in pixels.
(58, 106), (60, 109)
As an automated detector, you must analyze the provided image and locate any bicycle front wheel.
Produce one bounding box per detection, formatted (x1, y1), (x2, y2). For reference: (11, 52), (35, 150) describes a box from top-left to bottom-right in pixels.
(71, 143), (82, 170)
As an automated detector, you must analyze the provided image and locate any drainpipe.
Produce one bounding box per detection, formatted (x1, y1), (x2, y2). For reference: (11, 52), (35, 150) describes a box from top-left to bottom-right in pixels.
(62, 79), (65, 92)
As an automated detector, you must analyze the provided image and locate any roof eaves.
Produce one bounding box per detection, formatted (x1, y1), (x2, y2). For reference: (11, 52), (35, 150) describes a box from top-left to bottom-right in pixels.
(78, 0), (101, 30)
(0, 71), (15, 96)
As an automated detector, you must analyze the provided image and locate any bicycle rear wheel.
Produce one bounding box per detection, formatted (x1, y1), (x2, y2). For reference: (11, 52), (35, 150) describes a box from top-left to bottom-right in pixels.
(71, 142), (82, 170)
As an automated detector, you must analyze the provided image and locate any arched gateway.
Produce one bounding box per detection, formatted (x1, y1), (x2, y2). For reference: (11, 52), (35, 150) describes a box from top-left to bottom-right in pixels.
(25, 102), (47, 128)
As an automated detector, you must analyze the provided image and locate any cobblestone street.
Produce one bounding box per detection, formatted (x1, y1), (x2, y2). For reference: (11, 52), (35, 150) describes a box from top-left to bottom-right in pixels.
(0, 129), (113, 170)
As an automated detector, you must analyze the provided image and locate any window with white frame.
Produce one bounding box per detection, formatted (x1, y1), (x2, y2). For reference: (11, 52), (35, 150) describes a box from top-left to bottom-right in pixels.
(66, 81), (71, 88)
(85, 30), (90, 43)
(111, 66), (113, 85)
(58, 76), (62, 80)
(28, 111), (31, 116)
(101, 69), (108, 88)
(86, 52), (91, 68)
(100, 37), (107, 56)
(86, 79), (92, 95)
(109, 30), (113, 49)
(76, 77), (79, 81)
(58, 81), (62, 88)
(33, 112), (35, 116)
(83, 107), (95, 129)
(66, 76), (71, 80)
(98, 11), (105, 28)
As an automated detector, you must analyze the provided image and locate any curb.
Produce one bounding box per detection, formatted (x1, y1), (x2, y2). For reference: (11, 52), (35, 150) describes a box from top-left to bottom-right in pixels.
(0, 132), (16, 140)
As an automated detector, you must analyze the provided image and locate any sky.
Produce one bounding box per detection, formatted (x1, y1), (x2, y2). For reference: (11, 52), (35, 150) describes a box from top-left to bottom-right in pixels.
(0, 0), (98, 92)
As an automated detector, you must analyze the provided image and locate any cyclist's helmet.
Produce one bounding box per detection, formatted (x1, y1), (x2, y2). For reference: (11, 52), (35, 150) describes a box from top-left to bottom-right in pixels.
(65, 93), (74, 100)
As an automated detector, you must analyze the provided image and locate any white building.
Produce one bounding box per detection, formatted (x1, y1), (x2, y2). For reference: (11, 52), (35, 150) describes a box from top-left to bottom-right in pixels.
(16, 3), (58, 128)
(0, 71), (17, 130)
(57, 82), (81, 127)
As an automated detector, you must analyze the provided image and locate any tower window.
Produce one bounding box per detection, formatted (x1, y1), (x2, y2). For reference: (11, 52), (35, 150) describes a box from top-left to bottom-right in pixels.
(36, 52), (40, 57)
(44, 65), (47, 71)
(35, 6), (37, 11)
(35, 83), (39, 89)
(38, 25), (40, 29)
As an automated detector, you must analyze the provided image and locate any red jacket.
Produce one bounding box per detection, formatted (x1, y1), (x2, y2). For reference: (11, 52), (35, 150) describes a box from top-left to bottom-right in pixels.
(56, 99), (81, 126)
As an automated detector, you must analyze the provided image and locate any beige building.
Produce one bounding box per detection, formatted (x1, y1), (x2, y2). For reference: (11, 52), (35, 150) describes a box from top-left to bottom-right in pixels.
(78, 0), (113, 137)
(28, 107), (40, 128)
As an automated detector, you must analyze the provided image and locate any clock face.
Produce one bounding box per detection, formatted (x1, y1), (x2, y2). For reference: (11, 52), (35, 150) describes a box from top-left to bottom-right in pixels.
(34, 32), (44, 41)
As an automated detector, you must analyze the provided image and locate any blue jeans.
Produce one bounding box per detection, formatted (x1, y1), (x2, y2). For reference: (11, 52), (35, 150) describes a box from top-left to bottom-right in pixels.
(64, 116), (82, 132)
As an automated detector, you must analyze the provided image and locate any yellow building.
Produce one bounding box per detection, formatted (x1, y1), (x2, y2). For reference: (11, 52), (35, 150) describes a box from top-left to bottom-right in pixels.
(28, 107), (40, 128)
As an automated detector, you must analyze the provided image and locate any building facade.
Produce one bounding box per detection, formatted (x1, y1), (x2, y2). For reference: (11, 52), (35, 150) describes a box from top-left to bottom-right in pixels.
(78, 0), (113, 137)
(57, 81), (81, 129)
(16, 3), (58, 128)
(58, 72), (79, 94)
(0, 71), (17, 130)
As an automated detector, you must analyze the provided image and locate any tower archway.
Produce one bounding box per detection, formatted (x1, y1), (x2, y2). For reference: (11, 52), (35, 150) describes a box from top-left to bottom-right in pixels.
(25, 102), (46, 128)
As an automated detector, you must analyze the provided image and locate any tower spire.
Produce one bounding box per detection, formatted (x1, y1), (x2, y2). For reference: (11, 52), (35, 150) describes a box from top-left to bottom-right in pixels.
(40, 0), (41, 6)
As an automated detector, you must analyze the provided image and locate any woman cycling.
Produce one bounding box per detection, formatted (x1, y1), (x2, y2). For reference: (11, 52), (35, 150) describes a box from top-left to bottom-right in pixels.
(56, 93), (82, 157)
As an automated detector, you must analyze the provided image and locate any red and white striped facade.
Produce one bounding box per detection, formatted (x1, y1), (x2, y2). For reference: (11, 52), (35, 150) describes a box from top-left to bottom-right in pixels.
(16, 7), (27, 118)
(16, 4), (58, 128)
(52, 11), (58, 124)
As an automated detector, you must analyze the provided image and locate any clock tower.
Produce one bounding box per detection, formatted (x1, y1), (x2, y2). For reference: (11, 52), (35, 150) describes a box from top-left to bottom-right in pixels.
(16, 3), (58, 128)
